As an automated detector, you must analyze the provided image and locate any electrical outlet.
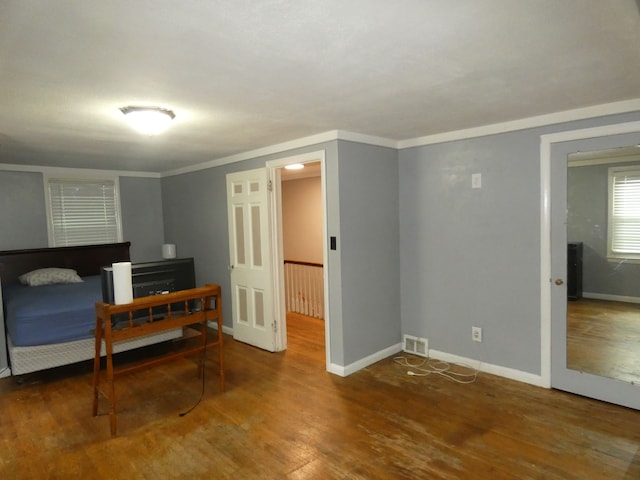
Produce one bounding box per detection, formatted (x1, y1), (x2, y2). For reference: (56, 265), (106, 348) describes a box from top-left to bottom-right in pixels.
(472, 326), (482, 342)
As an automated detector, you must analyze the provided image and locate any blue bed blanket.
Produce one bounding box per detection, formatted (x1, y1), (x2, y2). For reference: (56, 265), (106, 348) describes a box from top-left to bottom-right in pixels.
(3, 275), (102, 346)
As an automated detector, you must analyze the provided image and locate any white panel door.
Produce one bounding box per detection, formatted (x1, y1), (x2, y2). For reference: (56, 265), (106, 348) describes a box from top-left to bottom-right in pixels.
(226, 168), (276, 351)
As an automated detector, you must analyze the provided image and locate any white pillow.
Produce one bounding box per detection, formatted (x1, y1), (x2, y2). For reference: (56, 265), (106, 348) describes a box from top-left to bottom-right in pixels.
(19, 268), (84, 286)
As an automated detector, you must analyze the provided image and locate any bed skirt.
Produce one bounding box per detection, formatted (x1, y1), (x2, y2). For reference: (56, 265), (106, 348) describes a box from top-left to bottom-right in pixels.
(8, 328), (184, 376)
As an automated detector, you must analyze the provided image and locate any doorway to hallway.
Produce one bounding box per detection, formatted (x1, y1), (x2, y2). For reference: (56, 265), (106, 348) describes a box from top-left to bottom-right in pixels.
(268, 153), (330, 368)
(286, 312), (326, 368)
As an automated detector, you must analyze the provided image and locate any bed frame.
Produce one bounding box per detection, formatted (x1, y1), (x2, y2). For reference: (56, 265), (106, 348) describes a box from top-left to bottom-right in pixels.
(0, 242), (183, 376)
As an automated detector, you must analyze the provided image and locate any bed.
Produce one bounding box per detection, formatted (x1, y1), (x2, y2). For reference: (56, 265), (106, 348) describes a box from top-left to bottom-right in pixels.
(0, 242), (183, 376)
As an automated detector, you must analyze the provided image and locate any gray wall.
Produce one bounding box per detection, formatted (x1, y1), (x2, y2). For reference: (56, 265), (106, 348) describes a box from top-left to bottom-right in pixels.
(119, 176), (166, 262)
(0, 171), (48, 250)
(161, 139), (401, 369)
(0, 170), (164, 263)
(399, 131), (541, 373)
(399, 111), (640, 376)
(337, 141), (400, 365)
(3, 111), (639, 377)
(568, 162), (640, 298)
(161, 142), (345, 360)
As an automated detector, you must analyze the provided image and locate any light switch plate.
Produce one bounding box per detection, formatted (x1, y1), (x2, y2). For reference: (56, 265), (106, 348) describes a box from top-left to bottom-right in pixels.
(472, 173), (482, 189)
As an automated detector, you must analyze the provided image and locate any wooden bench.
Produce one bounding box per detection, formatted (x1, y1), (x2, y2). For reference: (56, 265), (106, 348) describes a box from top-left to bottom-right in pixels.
(92, 284), (223, 436)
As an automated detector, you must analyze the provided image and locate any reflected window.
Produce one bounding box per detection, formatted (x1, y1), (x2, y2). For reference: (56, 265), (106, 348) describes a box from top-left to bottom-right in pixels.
(608, 165), (640, 261)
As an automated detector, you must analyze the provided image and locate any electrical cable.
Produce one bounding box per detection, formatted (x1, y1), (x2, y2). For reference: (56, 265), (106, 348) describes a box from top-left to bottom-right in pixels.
(179, 316), (209, 417)
(393, 355), (479, 384)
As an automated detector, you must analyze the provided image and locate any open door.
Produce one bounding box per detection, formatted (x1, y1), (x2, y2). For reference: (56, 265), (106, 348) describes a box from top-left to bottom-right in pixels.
(226, 168), (276, 352)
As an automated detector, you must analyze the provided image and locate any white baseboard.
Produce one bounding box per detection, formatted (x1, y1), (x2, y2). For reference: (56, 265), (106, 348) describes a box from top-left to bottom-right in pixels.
(206, 322), (404, 377)
(428, 349), (546, 387)
(583, 292), (640, 304)
(214, 325), (545, 388)
(207, 321), (233, 336)
(327, 342), (403, 377)
(325, 341), (545, 387)
(0, 367), (11, 378)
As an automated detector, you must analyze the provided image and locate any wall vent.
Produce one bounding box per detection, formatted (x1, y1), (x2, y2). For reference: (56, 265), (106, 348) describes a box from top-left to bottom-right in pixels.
(403, 334), (428, 358)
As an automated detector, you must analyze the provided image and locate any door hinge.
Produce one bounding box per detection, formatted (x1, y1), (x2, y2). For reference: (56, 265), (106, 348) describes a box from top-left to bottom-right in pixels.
(267, 179), (273, 191)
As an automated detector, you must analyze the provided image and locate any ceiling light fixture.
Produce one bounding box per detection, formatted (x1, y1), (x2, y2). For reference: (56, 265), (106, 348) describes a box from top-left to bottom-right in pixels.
(120, 106), (175, 136)
(285, 163), (304, 170)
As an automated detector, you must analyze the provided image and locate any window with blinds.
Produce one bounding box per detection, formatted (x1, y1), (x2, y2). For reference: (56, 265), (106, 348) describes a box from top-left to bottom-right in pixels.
(608, 166), (640, 260)
(46, 177), (123, 247)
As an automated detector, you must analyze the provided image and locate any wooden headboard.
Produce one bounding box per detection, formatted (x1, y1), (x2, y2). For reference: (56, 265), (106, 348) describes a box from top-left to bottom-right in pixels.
(0, 242), (131, 287)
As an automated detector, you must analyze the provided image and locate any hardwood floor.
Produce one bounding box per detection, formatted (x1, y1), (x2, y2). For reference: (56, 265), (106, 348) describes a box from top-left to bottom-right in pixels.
(567, 298), (640, 384)
(1, 313), (640, 479)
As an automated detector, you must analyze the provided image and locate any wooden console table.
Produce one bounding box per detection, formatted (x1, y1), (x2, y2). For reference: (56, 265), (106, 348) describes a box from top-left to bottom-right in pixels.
(92, 284), (223, 436)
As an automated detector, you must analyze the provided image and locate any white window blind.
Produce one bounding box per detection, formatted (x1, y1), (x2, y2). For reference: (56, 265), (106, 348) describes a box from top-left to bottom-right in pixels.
(608, 166), (640, 260)
(47, 178), (122, 247)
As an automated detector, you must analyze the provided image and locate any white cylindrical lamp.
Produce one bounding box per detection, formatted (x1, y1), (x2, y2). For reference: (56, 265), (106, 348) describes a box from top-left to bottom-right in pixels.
(112, 261), (133, 304)
(162, 243), (177, 259)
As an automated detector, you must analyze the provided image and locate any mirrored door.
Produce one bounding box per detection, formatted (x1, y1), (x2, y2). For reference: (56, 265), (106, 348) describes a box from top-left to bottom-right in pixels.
(550, 132), (640, 410)
(567, 147), (640, 385)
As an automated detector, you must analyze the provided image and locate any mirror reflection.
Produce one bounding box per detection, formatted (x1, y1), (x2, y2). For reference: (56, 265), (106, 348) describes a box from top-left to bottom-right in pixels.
(566, 145), (640, 384)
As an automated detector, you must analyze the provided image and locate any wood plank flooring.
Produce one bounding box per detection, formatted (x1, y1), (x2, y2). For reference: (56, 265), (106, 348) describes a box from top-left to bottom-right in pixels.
(1, 313), (640, 479)
(567, 298), (640, 384)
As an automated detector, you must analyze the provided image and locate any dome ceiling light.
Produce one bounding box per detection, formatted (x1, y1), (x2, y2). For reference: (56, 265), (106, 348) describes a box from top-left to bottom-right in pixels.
(120, 106), (175, 136)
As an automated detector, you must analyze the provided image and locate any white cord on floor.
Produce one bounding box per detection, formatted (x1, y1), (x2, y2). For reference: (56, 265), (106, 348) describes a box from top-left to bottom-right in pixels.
(393, 356), (479, 384)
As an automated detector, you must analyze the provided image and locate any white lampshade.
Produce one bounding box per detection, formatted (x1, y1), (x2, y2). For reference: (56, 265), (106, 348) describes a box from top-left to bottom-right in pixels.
(121, 106), (175, 136)
(162, 243), (177, 259)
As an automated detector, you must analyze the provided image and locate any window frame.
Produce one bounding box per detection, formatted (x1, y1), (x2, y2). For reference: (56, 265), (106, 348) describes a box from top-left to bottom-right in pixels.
(607, 165), (640, 262)
(43, 172), (124, 248)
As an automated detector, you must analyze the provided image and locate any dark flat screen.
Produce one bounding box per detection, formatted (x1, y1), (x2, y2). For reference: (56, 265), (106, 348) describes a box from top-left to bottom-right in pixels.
(100, 257), (195, 304)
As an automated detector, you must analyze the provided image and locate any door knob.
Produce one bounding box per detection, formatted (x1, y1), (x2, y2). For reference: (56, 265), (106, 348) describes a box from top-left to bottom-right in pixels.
(555, 278), (564, 285)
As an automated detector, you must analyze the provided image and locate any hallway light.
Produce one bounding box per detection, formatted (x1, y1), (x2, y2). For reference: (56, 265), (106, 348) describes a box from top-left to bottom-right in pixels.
(285, 163), (304, 170)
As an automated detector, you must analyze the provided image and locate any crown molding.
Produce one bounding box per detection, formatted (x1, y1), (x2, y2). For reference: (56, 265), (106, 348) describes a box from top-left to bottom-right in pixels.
(397, 99), (640, 149)
(162, 99), (640, 178)
(161, 131), (340, 177)
(161, 130), (397, 177)
(4, 100), (637, 178)
(0, 162), (160, 178)
(334, 130), (398, 149)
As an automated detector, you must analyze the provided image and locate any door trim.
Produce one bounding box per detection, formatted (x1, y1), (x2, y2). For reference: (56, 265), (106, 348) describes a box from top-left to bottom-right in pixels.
(265, 150), (330, 364)
(540, 120), (640, 388)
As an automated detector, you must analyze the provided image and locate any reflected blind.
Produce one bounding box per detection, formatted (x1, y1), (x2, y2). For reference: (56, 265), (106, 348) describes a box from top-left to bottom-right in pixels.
(48, 178), (120, 247)
(609, 168), (640, 256)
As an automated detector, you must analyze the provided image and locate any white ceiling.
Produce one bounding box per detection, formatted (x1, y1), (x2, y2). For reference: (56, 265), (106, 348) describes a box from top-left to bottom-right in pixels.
(1, 1), (639, 173)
